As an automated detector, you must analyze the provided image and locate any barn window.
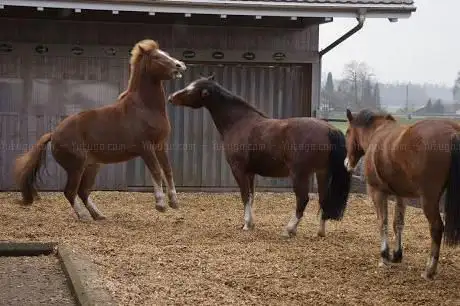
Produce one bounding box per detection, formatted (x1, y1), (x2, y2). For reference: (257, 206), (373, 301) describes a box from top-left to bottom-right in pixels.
(182, 50), (196, 59)
(212, 51), (224, 60)
(0, 43), (13, 53)
(242, 52), (255, 60)
(71, 46), (84, 55)
(35, 45), (49, 54)
(105, 47), (116, 56)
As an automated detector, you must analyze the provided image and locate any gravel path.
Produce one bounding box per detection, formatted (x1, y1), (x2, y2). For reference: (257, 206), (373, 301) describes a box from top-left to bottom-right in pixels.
(0, 255), (76, 306)
(1, 191), (459, 305)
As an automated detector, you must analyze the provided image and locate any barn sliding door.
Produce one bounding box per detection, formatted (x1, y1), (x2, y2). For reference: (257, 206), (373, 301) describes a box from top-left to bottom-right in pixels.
(126, 63), (311, 190)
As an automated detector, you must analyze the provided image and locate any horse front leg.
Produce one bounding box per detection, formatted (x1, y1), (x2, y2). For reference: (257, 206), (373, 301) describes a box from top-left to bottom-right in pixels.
(231, 166), (255, 231)
(368, 184), (391, 267)
(141, 148), (167, 212)
(156, 143), (179, 209)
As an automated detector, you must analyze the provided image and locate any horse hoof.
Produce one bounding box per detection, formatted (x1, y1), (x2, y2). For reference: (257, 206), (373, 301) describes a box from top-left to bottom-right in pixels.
(79, 215), (94, 222)
(281, 230), (296, 239)
(93, 214), (107, 221)
(317, 230), (326, 238)
(169, 202), (179, 209)
(391, 250), (403, 263)
(155, 204), (167, 212)
(421, 272), (435, 281)
(378, 259), (390, 268)
(242, 224), (254, 231)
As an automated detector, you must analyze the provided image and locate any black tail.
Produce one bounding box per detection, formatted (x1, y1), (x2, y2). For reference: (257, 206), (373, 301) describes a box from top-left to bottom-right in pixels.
(321, 128), (352, 221)
(444, 134), (460, 246)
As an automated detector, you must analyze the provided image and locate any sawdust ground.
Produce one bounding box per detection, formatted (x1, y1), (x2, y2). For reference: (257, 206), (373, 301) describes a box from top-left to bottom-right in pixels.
(0, 192), (459, 305)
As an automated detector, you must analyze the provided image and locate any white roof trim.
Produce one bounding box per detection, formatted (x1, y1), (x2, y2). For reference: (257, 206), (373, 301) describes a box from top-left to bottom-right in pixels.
(0, 0), (416, 19)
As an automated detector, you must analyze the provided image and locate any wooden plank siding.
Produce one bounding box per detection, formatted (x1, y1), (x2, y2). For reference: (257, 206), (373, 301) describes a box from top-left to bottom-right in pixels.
(0, 18), (316, 191)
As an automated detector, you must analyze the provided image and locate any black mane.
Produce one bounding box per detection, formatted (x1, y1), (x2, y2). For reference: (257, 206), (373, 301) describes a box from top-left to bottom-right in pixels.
(353, 108), (394, 128)
(205, 80), (268, 118)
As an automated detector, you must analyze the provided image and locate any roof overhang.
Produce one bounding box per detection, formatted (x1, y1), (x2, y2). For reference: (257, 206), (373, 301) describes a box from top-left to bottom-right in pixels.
(0, 0), (417, 20)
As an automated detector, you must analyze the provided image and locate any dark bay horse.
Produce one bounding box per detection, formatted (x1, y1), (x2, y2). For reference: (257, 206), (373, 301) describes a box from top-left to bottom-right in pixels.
(14, 39), (186, 221)
(344, 108), (460, 280)
(168, 75), (351, 238)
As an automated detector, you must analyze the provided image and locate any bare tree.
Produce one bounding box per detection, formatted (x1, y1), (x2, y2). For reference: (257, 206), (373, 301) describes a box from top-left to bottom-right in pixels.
(454, 71), (460, 102)
(340, 60), (376, 109)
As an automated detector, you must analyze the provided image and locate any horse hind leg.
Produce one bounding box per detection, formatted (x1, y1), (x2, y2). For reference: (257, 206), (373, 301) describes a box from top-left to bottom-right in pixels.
(368, 185), (391, 267)
(420, 194), (444, 280)
(282, 171), (311, 238)
(63, 166), (93, 222)
(315, 171), (328, 237)
(77, 164), (106, 220)
(391, 196), (406, 263)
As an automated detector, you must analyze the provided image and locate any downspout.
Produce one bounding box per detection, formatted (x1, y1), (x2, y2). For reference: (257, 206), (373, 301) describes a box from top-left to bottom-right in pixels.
(319, 13), (366, 57)
(312, 13), (366, 118)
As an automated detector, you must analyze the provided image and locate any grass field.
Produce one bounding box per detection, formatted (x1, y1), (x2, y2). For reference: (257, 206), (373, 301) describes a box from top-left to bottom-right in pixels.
(330, 115), (460, 133)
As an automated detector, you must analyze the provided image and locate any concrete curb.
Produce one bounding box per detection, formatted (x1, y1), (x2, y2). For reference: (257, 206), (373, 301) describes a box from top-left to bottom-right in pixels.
(0, 241), (57, 256)
(57, 245), (116, 306)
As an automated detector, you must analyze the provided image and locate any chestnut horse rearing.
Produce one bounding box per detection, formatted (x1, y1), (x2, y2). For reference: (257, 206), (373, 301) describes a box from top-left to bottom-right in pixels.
(168, 75), (352, 238)
(344, 108), (460, 280)
(14, 39), (186, 221)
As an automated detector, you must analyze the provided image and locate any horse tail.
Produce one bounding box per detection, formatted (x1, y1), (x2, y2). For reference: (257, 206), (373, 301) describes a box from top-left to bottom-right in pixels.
(444, 133), (460, 246)
(321, 128), (352, 221)
(13, 132), (52, 205)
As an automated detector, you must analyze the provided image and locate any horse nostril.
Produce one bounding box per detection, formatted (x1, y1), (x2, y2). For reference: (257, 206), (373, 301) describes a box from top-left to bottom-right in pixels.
(176, 63), (183, 69)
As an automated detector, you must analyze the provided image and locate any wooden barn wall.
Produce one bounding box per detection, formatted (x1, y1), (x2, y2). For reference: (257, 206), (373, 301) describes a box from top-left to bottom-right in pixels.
(0, 18), (314, 191)
(0, 18), (318, 52)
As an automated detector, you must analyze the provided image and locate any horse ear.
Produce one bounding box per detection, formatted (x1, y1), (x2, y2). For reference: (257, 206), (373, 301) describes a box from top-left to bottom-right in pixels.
(207, 74), (215, 81)
(201, 88), (210, 98)
(385, 114), (395, 121)
(346, 109), (353, 122)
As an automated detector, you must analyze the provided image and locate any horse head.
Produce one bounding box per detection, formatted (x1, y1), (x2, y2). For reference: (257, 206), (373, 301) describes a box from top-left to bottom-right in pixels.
(344, 108), (395, 172)
(130, 39), (186, 81)
(167, 74), (216, 108)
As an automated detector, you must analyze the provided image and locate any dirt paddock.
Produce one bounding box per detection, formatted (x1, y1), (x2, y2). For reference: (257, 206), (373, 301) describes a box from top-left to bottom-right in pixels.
(1, 191), (459, 305)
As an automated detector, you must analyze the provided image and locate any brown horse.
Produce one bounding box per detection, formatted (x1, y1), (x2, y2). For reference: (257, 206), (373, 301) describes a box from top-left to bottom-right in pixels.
(14, 39), (187, 221)
(344, 108), (460, 280)
(168, 75), (351, 237)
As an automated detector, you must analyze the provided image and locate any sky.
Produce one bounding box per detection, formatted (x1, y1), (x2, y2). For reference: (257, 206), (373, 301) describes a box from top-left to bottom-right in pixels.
(318, 0), (460, 86)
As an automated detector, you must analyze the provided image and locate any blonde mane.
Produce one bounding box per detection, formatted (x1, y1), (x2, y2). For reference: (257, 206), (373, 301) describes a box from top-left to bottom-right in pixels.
(129, 39), (159, 66)
(125, 39), (160, 93)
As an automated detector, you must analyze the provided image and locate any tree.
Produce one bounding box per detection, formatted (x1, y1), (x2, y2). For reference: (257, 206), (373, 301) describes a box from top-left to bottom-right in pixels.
(425, 99), (433, 113)
(325, 72), (334, 93)
(340, 60), (375, 109)
(433, 99), (444, 114)
(374, 83), (381, 110)
(454, 71), (460, 102)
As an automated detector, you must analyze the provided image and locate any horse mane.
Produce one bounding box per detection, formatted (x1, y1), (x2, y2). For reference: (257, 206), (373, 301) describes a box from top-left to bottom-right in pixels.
(129, 39), (159, 66)
(126, 39), (160, 92)
(353, 109), (395, 128)
(210, 81), (268, 118)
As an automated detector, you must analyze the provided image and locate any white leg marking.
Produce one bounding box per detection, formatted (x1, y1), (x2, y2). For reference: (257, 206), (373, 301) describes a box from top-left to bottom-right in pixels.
(151, 177), (166, 212)
(287, 215), (300, 233)
(73, 199), (93, 221)
(85, 197), (106, 220)
(378, 223), (390, 267)
(243, 194), (254, 231)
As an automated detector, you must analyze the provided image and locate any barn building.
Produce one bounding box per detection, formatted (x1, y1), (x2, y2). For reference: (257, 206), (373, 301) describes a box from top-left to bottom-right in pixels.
(0, 0), (416, 191)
